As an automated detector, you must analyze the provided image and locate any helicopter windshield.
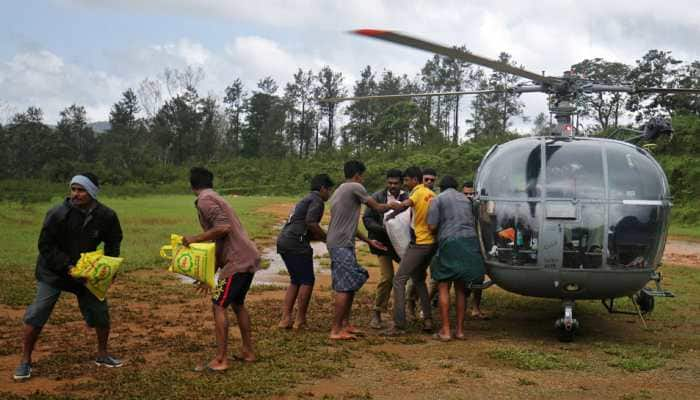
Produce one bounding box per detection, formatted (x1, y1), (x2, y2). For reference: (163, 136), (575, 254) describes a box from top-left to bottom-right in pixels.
(606, 145), (665, 200)
(479, 139), (541, 199)
(545, 140), (604, 199)
(476, 138), (669, 270)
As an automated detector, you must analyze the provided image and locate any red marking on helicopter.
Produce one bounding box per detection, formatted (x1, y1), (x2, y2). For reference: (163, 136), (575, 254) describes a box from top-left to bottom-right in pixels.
(354, 29), (388, 37)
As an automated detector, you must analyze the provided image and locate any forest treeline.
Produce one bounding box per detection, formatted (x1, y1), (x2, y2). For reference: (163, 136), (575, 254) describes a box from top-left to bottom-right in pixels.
(0, 47), (699, 225)
(1, 47), (699, 182)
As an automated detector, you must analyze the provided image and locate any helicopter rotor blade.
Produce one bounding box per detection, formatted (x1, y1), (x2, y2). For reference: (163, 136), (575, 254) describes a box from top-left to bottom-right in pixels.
(634, 88), (700, 94)
(321, 89), (503, 103)
(353, 29), (559, 85)
(587, 84), (700, 94)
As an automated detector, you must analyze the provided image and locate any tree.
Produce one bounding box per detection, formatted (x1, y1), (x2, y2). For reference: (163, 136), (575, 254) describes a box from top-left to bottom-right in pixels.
(198, 95), (220, 163)
(285, 69), (316, 157)
(316, 66), (346, 149)
(664, 60), (700, 116)
(223, 78), (247, 156)
(626, 50), (683, 122)
(102, 89), (149, 175)
(345, 65), (379, 149)
(137, 77), (163, 118)
(152, 85), (202, 164)
(470, 53), (525, 136)
(57, 104), (97, 164)
(532, 112), (556, 136)
(6, 107), (56, 178)
(242, 77), (286, 157)
(571, 58), (631, 130)
(442, 46), (474, 144)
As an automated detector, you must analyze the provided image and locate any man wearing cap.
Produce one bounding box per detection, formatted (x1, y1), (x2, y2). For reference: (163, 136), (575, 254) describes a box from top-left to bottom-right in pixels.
(13, 173), (124, 381)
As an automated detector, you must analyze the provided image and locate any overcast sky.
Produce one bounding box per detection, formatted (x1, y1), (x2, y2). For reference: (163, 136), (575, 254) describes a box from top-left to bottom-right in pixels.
(1, 0), (699, 132)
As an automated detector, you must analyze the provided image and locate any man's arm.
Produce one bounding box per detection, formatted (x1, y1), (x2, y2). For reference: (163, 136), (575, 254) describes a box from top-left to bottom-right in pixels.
(427, 196), (440, 234)
(307, 222), (326, 242)
(362, 192), (387, 235)
(183, 197), (231, 246)
(103, 212), (123, 257)
(37, 208), (72, 272)
(183, 224), (231, 246)
(355, 229), (387, 251)
(365, 196), (390, 213)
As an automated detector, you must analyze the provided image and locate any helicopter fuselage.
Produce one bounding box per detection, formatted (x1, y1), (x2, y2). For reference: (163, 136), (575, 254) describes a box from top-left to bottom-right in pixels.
(475, 136), (670, 300)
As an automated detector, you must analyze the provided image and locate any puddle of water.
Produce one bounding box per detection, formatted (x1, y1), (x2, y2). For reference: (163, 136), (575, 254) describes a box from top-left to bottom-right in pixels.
(253, 242), (329, 286)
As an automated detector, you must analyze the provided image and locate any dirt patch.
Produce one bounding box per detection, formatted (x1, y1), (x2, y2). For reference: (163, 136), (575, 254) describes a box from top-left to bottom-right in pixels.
(663, 239), (700, 268)
(255, 202), (295, 220)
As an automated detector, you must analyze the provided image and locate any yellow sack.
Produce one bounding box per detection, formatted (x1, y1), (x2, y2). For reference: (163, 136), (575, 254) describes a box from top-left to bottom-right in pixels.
(159, 234), (216, 289)
(69, 250), (124, 301)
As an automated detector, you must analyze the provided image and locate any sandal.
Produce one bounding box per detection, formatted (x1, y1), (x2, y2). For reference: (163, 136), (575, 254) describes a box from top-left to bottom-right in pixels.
(432, 332), (451, 342)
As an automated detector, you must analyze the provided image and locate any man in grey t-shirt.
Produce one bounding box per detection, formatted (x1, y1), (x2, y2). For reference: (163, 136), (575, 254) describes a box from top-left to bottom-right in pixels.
(326, 160), (393, 340)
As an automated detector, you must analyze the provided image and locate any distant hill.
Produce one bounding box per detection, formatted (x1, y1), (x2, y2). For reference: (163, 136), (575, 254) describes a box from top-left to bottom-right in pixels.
(89, 121), (111, 133)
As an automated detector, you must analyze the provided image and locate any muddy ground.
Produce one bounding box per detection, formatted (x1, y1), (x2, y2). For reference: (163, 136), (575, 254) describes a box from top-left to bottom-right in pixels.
(1, 202), (698, 400)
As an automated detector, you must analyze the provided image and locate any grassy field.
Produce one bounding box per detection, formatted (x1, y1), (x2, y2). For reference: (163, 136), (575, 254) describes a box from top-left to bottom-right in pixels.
(0, 195), (699, 399)
(0, 195), (291, 306)
(669, 225), (700, 241)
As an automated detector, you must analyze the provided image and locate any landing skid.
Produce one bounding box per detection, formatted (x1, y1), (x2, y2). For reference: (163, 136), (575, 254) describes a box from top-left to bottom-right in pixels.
(601, 272), (675, 328)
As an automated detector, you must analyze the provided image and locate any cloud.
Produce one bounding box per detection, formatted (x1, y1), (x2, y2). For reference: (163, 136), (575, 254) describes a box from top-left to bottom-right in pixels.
(8, 0), (700, 129)
(0, 50), (125, 123)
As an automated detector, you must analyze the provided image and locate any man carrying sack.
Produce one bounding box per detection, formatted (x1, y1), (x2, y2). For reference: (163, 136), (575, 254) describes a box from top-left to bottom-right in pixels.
(14, 173), (124, 381)
(183, 167), (261, 371)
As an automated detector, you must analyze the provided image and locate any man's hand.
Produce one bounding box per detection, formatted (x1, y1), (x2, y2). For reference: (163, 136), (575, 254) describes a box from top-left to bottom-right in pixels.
(367, 239), (388, 251)
(193, 281), (210, 296)
(388, 202), (404, 211)
(182, 235), (196, 247)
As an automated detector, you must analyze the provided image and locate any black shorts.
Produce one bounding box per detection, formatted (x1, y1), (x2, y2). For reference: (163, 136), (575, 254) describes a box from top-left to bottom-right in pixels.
(211, 272), (254, 307)
(281, 253), (315, 286)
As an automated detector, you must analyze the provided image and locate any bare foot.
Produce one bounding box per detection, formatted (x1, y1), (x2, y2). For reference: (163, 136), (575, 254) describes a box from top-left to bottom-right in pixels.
(194, 359), (229, 371)
(233, 353), (256, 363)
(278, 317), (293, 329)
(453, 332), (466, 340)
(345, 325), (364, 335)
(293, 320), (307, 330)
(329, 331), (357, 340)
(432, 332), (451, 342)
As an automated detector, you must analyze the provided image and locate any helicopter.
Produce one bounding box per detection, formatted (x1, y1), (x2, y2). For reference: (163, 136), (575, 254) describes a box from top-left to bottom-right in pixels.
(325, 29), (700, 341)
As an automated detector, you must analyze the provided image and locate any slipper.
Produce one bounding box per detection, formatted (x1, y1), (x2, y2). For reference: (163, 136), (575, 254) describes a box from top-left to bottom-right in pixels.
(194, 364), (228, 372)
(381, 328), (406, 337)
(345, 326), (365, 335)
(471, 312), (491, 320)
(453, 333), (466, 340)
(432, 333), (451, 342)
(329, 332), (357, 340)
(232, 354), (256, 363)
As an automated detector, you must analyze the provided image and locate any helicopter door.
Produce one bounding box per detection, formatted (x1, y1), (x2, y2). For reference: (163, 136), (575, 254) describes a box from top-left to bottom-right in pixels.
(540, 201), (578, 269)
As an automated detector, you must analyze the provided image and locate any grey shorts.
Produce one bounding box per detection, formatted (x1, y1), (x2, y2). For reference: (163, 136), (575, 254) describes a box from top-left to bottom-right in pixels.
(329, 247), (368, 293)
(23, 281), (110, 328)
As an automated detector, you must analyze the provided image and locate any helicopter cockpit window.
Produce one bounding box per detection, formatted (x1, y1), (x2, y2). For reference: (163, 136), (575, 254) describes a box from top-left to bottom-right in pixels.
(479, 139), (541, 199)
(562, 204), (604, 269)
(479, 201), (540, 267)
(608, 204), (668, 269)
(545, 140), (604, 199)
(606, 146), (665, 200)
